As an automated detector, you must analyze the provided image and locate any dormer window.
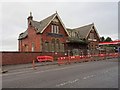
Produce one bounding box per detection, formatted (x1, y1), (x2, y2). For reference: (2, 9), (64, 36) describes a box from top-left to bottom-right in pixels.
(71, 32), (75, 37)
(51, 25), (59, 34)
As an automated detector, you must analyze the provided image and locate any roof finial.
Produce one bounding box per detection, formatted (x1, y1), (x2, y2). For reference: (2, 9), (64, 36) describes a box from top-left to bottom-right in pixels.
(30, 12), (32, 16)
(55, 11), (57, 14)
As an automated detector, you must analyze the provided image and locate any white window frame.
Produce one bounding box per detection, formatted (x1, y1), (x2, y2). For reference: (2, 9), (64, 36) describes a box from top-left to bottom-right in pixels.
(51, 25), (54, 33)
(51, 25), (59, 34)
(56, 26), (59, 34)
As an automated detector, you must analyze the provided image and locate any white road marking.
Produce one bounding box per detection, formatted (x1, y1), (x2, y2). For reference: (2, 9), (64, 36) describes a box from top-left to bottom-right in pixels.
(104, 70), (109, 73)
(82, 70), (111, 80)
(83, 75), (96, 80)
(56, 79), (79, 87)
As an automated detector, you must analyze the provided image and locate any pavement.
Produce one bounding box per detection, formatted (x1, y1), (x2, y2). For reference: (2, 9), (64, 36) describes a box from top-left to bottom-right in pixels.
(2, 58), (119, 88)
(2, 57), (118, 73)
(2, 61), (58, 73)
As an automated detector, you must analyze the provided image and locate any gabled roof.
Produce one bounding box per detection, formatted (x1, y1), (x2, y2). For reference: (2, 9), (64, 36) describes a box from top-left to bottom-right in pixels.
(74, 23), (94, 39)
(67, 23), (94, 38)
(67, 23), (100, 40)
(31, 13), (56, 33)
(19, 12), (70, 40)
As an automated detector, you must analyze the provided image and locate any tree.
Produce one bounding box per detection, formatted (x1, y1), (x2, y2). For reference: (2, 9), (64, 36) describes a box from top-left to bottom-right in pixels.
(100, 36), (105, 42)
(105, 37), (112, 42)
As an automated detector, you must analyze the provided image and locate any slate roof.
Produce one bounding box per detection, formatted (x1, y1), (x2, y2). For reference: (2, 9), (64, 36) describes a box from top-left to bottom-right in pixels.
(19, 30), (28, 40)
(67, 23), (94, 39)
(31, 13), (56, 33)
(18, 12), (97, 41)
(19, 12), (70, 40)
(19, 13), (56, 40)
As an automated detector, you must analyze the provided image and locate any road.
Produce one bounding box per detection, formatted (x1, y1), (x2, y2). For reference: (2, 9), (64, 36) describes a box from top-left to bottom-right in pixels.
(2, 58), (119, 88)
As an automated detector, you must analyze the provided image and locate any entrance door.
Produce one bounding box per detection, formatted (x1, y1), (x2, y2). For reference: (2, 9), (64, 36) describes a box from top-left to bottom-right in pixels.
(72, 49), (79, 56)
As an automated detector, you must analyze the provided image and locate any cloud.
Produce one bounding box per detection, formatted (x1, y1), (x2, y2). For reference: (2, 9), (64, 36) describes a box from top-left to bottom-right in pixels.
(1, 2), (118, 51)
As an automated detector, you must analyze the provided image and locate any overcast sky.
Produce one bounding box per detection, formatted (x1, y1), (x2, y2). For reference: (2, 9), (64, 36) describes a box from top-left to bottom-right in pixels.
(0, 1), (118, 51)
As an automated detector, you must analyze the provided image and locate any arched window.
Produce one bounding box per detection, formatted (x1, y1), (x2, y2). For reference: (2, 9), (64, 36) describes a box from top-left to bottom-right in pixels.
(60, 43), (64, 52)
(24, 44), (28, 52)
(56, 39), (60, 52)
(51, 38), (55, 52)
(45, 42), (49, 52)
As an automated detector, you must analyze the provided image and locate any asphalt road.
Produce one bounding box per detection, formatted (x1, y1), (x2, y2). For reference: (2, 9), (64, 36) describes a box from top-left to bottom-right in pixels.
(2, 58), (119, 88)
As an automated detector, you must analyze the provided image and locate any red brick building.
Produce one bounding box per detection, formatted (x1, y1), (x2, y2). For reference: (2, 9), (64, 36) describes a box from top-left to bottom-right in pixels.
(18, 12), (100, 55)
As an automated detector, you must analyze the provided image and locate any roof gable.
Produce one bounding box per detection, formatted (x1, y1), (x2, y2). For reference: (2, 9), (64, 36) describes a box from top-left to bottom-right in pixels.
(66, 23), (100, 41)
(74, 23), (94, 39)
(87, 24), (100, 40)
(31, 13), (56, 33)
(67, 23), (94, 38)
(31, 12), (69, 36)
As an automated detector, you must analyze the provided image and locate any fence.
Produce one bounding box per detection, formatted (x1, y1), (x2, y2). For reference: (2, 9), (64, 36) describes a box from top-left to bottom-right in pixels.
(57, 53), (119, 65)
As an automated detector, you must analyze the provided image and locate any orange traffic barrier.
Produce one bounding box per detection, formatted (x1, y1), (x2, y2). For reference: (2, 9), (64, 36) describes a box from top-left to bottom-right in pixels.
(37, 56), (53, 62)
(58, 57), (66, 65)
(57, 53), (119, 66)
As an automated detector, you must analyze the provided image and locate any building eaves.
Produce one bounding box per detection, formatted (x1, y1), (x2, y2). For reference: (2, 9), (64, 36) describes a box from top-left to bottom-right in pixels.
(18, 30), (28, 40)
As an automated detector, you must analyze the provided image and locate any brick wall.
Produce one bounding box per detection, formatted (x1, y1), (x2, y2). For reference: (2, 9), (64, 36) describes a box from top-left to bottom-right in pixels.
(1, 52), (65, 65)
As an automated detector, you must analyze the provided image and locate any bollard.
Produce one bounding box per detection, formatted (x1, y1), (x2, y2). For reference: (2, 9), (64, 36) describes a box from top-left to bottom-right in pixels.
(32, 60), (36, 70)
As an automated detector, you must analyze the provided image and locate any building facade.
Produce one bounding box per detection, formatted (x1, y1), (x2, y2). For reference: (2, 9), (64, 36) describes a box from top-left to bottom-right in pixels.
(18, 12), (100, 55)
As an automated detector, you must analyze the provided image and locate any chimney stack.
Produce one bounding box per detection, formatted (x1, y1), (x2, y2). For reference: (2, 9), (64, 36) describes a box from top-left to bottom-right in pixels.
(27, 12), (33, 26)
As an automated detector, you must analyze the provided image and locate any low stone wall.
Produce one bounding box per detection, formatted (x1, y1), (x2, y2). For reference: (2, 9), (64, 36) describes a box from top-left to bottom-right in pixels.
(1, 52), (65, 65)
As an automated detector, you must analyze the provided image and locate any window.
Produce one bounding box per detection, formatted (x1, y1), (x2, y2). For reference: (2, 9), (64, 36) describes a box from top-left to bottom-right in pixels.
(51, 25), (54, 33)
(89, 32), (94, 39)
(56, 26), (59, 34)
(72, 32), (75, 37)
(56, 39), (60, 52)
(62, 43), (64, 52)
(51, 25), (59, 34)
(60, 43), (64, 52)
(32, 43), (35, 52)
(49, 42), (51, 52)
(75, 32), (79, 38)
(40, 38), (43, 52)
(24, 44), (28, 52)
(51, 39), (55, 52)
(45, 42), (49, 52)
